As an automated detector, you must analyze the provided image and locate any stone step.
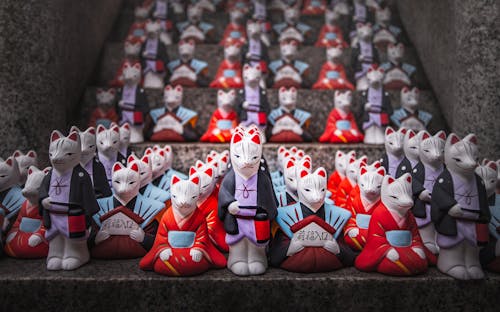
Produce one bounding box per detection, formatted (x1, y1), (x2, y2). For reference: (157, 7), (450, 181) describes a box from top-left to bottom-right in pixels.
(96, 42), (430, 89)
(82, 87), (446, 141)
(1, 258), (498, 311)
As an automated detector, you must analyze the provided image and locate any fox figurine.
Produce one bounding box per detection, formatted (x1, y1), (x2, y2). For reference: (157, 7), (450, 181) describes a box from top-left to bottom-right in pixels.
(201, 90), (239, 143)
(96, 124), (126, 187)
(380, 127), (407, 177)
(312, 40), (354, 90)
(210, 43), (244, 89)
(319, 91), (363, 143)
(0, 157), (25, 234)
(12, 150), (38, 187)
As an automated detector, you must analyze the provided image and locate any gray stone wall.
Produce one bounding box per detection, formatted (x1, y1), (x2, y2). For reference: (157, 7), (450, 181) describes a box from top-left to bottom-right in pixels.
(397, 0), (500, 158)
(0, 0), (123, 163)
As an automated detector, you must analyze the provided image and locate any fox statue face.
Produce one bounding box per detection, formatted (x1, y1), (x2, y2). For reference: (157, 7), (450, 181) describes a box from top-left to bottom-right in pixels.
(71, 126), (96, 166)
(387, 43), (404, 64)
(375, 6), (391, 26)
(419, 130), (446, 169)
(475, 160), (498, 198)
(325, 8), (341, 24)
(13, 150), (37, 185)
(190, 160), (216, 204)
(280, 40), (298, 61)
(243, 64), (262, 86)
(385, 127), (406, 158)
(381, 173), (414, 216)
(145, 19), (161, 37)
(124, 38), (142, 57)
(297, 168), (328, 212)
(22, 166), (50, 205)
(164, 85), (183, 110)
(247, 20), (261, 39)
(134, 6), (149, 20)
(144, 147), (167, 180)
(284, 156), (312, 196)
(112, 162), (141, 205)
(170, 174), (201, 218)
(0, 157), (21, 192)
(229, 8), (245, 24)
(284, 6), (300, 24)
(96, 88), (116, 106)
(279, 87), (298, 111)
(119, 123), (131, 151)
(335, 150), (356, 178)
(326, 41), (344, 62)
(123, 62), (142, 85)
(356, 23), (373, 41)
(400, 87), (420, 112)
(358, 162), (385, 203)
(96, 124), (120, 159)
(230, 127), (263, 180)
(445, 133), (479, 178)
(334, 90), (353, 113)
(224, 43), (241, 63)
(217, 90), (236, 113)
(346, 155), (368, 185)
(48, 130), (81, 175)
(128, 154), (153, 188)
(207, 150), (230, 180)
(403, 129), (421, 164)
(366, 64), (385, 88)
(178, 40), (195, 63)
(187, 4), (203, 24)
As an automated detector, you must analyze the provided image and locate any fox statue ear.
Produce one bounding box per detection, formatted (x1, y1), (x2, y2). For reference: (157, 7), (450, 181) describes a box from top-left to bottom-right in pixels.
(464, 133), (477, 145)
(251, 134), (261, 145)
(316, 168), (326, 178)
(68, 132), (79, 142)
(408, 130), (415, 139)
(377, 168), (386, 176)
(385, 175), (395, 185)
(12, 150), (22, 158)
(232, 132), (243, 144)
(50, 130), (63, 142)
(435, 130), (446, 140)
(171, 175), (181, 186)
(487, 161), (497, 172)
(421, 131), (430, 140)
(97, 124), (106, 134)
(360, 167), (367, 175)
(190, 175), (200, 186)
(189, 166), (197, 176)
(403, 173), (412, 184)
(205, 168), (213, 177)
(286, 160), (295, 169)
(300, 170), (309, 178)
(195, 160), (204, 168)
(447, 133), (460, 146)
(385, 126), (395, 136)
(113, 162), (124, 172)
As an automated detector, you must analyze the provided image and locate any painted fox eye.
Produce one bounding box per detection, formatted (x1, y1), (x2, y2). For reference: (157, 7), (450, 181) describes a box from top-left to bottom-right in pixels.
(305, 188), (311, 192)
(129, 181), (135, 185)
(390, 195), (397, 199)
(235, 155), (241, 158)
(321, 188), (325, 192)
(361, 184), (365, 187)
(452, 158), (461, 162)
(192, 196), (196, 199)
(66, 153), (74, 156)
(114, 180), (120, 184)
(424, 149), (430, 153)
(113, 141), (118, 144)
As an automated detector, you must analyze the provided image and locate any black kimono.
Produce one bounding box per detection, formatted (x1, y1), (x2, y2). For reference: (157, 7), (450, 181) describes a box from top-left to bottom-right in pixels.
(116, 86), (150, 127)
(89, 157), (112, 199)
(236, 87), (270, 127)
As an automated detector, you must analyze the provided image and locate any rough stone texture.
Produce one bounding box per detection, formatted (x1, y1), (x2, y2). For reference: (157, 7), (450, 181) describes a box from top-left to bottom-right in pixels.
(0, 258), (498, 312)
(397, 0), (500, 158)
(0, 0), (123, 162)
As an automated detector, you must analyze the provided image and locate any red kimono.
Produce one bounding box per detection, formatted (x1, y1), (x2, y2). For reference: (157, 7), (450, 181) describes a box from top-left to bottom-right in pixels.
(200, 109), (238, 143)
(197, 192), (229, 252)
(139, 207), (227, 276)
(318, 108), (364, 143)
(312, 62), (354, 90)
(343, 187), (379, 251)
(219, 23), (247, 46)
(335, 177), (355, 209)
(314, 24), (346, 47)
(327, 171), (343, 194)
(209, 60), (244, 89)
(88, 107), (119, 128)
(355, 204), (435, 276)
(4, 201), (48, 258)
(127, 21), (147, 43)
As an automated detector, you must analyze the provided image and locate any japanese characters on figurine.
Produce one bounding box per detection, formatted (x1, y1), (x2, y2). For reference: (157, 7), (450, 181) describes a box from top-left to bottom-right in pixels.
(351, 23), (380, 91)
(241, 19), (270, 74)
(145, 84), (199, 142)
(116, 62), (150, 143)
(411, 130), (446, 257)
(380, 127), (407, 177)
(201, 90), (239, 143)
(167, 39), (209, 87)
(315, 7), (347, 48)
(210, 42), (244, 89)
(141, 19), (169, 89)
(4, 166), (49, 258)
(355, 173), (434, 275)
(372, 6), (402, 49)
(220, 8), (247, 46)
(361, 65), (392, 144)
(91, 161), (165, 259)
(431, 133), (490, 280)
(0, 157), (25, 233)
(391, 87), (432, 132)
(380, 43), (416, 90)
(12, 150), (38, 187)
(269, 40), (310, 89)
(344, 161), (385, 251)
(319, 91), (363, 143)
(96, 124), (126, 187)
(110, 37), (143, 88)
(140, 174), (227, 276)
(39, 131), (99, 270)
(313, 40), (354, 90)
(218, 127), (277, 276)
(267, 87), (312, 142)
(176, 4), (215, 43)
(90, 88), (119, 128)
(273, 6), (312, 45)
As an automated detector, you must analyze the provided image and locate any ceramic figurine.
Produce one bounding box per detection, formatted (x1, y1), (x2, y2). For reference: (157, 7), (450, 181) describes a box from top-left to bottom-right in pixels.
(270, 166), (354, 272)
(118, 123), (132, 159)
(313, 40), (354, 90)
(478, 160), (500, 272)
(110, 37), (143, 88)
(140, 174), (227, 276)
(335, 155), (367, 208)
(209, 42), (244, 89)
(150, 145), (188, 192)
(167, 40), (209, 87)
(200, 90), (239, 143)
(302, 0), (327, 15)
(380, 127), (407, 177)
(12, 150), (38, 187)
(431, 133), (490, 280)
(275, 156), (312, 207)
(268, 0), (298, 12)
(145, 85), (199, 142)
(269, 40), (310, 89)
(127, 6), (150, 43)
(0, 157), (25, 233)
(410, 130), (446, 258)
(206, 150), (231, 186)
(319, 91), (364, 143)
(391, 87), (432, 132)
(344, 162), (385, 251)
(348, 0), (375, 41)
(236, 64), (270, 133)
(4, 166), (49, 258)
(189, 160), (229, 252)
(315, 7), (347, 48)
(241, 19), (270, 74)
(91, 161), (164, 259)
(268, 87), (312, 142)
(89, 88), (119, 128)
(327, 150), (356, 195)
(218, 127), (277, 276)
(380, 43), (416, 90)
(150, 0), (175, 45)
(96, 124), (126, 187)
(355, 173), (434, 275)
(143, 147), (169, 199)
(273, 6), (312, 44)
(70, 126), (112, 199)
(141, 19), (169, 89)
(361, 65), (392, 144)
(127, 154), (171, 203)
(250, 0), (272, 47)
(372, 7), (402, 49)
(176, 4), (215, 43)
(117, 61), (150, 144)
(192, 0), (217, 12)
(351, 23), (380, 91)
(219, 7), (247, 46)
(395, 129), (422, 178)
(39, 130), (99, 270)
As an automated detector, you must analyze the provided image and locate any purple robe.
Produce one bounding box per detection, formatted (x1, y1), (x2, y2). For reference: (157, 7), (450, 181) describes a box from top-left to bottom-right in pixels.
(415, 164), (443, 227)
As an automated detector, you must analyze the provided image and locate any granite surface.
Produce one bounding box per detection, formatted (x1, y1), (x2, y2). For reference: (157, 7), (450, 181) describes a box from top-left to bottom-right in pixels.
(0, 0), (123, 163)
(398, 0), (500, 158)
(0, 257), (498, 312)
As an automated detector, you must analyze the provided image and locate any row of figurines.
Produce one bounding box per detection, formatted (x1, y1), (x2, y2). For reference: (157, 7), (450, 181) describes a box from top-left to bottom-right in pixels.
(0, 125), (498, 280)
(117, 0), (409, 91)
(92, 66), (429, 145)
